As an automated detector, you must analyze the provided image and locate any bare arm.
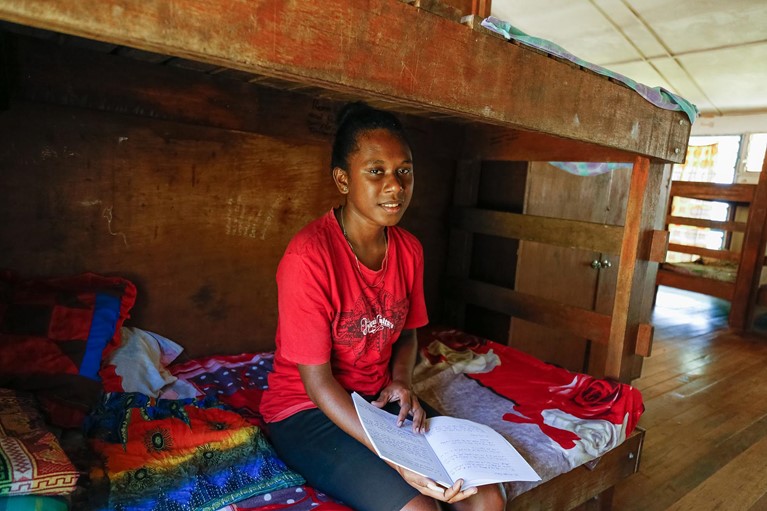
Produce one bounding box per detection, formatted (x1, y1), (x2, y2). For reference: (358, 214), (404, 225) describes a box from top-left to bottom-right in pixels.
(297, 362), (372, 447)
(371, 329), (427, 431)
(391, 328), (418, 388)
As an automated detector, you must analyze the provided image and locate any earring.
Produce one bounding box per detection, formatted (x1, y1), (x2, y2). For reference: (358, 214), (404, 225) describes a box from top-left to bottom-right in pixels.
(341, 186), (348, 193)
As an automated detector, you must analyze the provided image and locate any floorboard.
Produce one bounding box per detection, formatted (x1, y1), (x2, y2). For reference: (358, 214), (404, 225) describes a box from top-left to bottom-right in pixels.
(613, 286), (767, 511)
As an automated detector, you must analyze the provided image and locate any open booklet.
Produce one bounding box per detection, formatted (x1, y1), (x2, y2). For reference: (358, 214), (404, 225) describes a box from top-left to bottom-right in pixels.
(352, 392), (540, 489)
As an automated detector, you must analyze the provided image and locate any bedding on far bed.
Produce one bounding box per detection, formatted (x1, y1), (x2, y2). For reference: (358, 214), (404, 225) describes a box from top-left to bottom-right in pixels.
(660, 260), (738, 282)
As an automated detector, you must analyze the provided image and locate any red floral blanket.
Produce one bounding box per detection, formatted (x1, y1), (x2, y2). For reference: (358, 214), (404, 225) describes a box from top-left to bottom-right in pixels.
(414, 327), (644, 498)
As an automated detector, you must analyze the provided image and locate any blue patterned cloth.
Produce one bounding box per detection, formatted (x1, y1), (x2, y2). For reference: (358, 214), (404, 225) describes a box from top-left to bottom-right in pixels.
(84, 392), (304, 511)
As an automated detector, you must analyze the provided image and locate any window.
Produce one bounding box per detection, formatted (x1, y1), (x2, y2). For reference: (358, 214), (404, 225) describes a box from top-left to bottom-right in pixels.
(671, 136), (741, 183)
(744, 133), (767, 173)
(667, 136), (741, 263)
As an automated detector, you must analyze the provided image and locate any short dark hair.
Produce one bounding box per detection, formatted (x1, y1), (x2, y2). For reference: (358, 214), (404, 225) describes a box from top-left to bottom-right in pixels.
(331, 102), (411, 171)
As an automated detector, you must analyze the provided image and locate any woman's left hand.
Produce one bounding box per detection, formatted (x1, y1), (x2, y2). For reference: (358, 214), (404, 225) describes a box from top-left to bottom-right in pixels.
(372, 381), (427, 433)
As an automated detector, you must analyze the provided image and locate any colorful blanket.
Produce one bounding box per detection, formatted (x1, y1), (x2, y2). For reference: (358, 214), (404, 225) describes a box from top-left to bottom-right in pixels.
(169, 353), (272, 429)
(83, 393), (303, 511)
(169, 354), (354, 511)
(80, 328), (643, 509)
(413, 328), (644, 499)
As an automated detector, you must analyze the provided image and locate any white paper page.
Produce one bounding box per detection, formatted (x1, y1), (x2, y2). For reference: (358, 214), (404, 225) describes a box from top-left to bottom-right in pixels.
(352, 392), (453, 486)
(425, 416), (541, 488)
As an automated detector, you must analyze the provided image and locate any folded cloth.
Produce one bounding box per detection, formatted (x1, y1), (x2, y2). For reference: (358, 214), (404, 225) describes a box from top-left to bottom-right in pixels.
(426, 341), (501, 374)
(0, 389), (79, 497)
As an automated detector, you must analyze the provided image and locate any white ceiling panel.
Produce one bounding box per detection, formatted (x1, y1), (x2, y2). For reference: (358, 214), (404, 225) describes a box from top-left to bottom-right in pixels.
(644, 57), (715, 113)
(491, 0), (767, 116)
(491, 0), (639, 63)
(592, 0), (668, 60)
(678, 42), (767, 114)
(626, 0), (767, 55)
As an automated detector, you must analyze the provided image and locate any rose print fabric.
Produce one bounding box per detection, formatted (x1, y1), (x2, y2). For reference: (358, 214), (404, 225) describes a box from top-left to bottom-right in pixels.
(414, 327), (644, 498)
(469, 345), (642, 450)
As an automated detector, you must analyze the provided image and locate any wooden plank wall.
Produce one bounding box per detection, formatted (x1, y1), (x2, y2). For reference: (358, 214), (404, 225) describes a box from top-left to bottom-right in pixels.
(0, 34), (463, 357)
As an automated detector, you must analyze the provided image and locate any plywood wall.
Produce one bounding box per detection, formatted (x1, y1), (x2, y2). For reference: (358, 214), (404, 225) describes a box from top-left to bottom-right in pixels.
(0, 34), (463, 357)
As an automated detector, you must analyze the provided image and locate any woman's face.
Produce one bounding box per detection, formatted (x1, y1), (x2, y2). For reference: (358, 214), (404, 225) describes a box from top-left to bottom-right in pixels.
(336, 128), (414, 229)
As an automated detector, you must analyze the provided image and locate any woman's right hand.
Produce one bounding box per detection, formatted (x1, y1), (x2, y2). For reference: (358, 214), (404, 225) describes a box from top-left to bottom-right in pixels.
(394, 465), (478, 504)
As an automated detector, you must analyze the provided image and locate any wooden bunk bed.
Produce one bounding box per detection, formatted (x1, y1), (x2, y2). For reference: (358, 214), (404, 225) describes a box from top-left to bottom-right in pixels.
(0, 0), (691, 509)
(657, 158), (767, 331)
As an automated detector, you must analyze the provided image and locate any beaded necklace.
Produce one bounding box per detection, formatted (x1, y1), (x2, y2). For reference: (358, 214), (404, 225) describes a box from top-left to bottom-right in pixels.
(340, 206), (388, 288)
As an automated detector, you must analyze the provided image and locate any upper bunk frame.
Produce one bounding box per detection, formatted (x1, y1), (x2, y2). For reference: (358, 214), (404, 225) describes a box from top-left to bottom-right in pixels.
(0, 0), (691, 384)
(0, 0), (690, 162)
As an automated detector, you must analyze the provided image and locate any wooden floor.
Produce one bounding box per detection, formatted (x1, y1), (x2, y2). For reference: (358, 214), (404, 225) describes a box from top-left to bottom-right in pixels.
(612, 286), (767, 511)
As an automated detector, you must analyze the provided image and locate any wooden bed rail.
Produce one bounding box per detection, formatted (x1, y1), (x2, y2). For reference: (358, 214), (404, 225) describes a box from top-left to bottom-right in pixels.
(668, 181), (755, 203)
(445, 278), (653, 356)
(657, 270), (734, 301)
(452, 207), (623, 255)
(666, 243), (741, 262)
(452, 207), (668, 262)
(663, 182), (754, 263)
(0, 0), (690, 162)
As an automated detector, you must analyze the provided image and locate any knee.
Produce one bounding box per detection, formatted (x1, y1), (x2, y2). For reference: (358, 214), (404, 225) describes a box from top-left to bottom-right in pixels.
(483, 484), (507, 511)
(400, 494), (441, 511)
(463, 484), (506, 511)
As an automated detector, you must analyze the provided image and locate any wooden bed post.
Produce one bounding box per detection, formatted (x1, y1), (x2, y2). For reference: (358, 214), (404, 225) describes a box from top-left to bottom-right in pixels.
(606, 156), (669, 381)
(730, 149), (767, 331)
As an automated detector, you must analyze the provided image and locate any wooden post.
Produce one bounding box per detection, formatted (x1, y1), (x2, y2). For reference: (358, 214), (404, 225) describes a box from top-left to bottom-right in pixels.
(606, 157), (669, 381)
(730, 148), (767, 331)
(471, 0), (492, 17)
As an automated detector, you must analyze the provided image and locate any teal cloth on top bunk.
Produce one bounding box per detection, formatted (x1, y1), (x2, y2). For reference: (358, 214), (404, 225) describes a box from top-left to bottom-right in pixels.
(481, 16), (698, 178)
(549, 161), (632, 176)
(481, 16), (699, 123)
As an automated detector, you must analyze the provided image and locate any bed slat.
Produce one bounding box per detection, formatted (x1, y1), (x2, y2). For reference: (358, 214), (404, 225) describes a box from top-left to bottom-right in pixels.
(666, 215), (747, 232)
(446, 278), (612, 344)
(657, 270), (735, 301)
(510, 428), (644, 510)
(667, 243), (741, 262)
(669, 181), (755, 203)
(452, 207), (624, 255)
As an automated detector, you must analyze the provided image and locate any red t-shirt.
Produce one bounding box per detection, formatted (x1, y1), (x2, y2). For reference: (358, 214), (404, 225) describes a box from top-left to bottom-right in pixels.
(260, 209), (429, 423)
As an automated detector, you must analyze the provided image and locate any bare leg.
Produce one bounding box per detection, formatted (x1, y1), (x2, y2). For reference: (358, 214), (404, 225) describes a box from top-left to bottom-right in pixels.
(450, 483), (506, 511)
(401, 495), (442, 511)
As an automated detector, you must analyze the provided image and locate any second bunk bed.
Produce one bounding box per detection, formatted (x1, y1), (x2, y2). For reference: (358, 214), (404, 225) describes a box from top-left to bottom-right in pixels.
(657, 153), (767, 331)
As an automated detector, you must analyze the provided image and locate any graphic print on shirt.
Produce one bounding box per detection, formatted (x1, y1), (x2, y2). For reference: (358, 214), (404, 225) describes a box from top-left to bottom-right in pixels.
(335, 287), (409, 366)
